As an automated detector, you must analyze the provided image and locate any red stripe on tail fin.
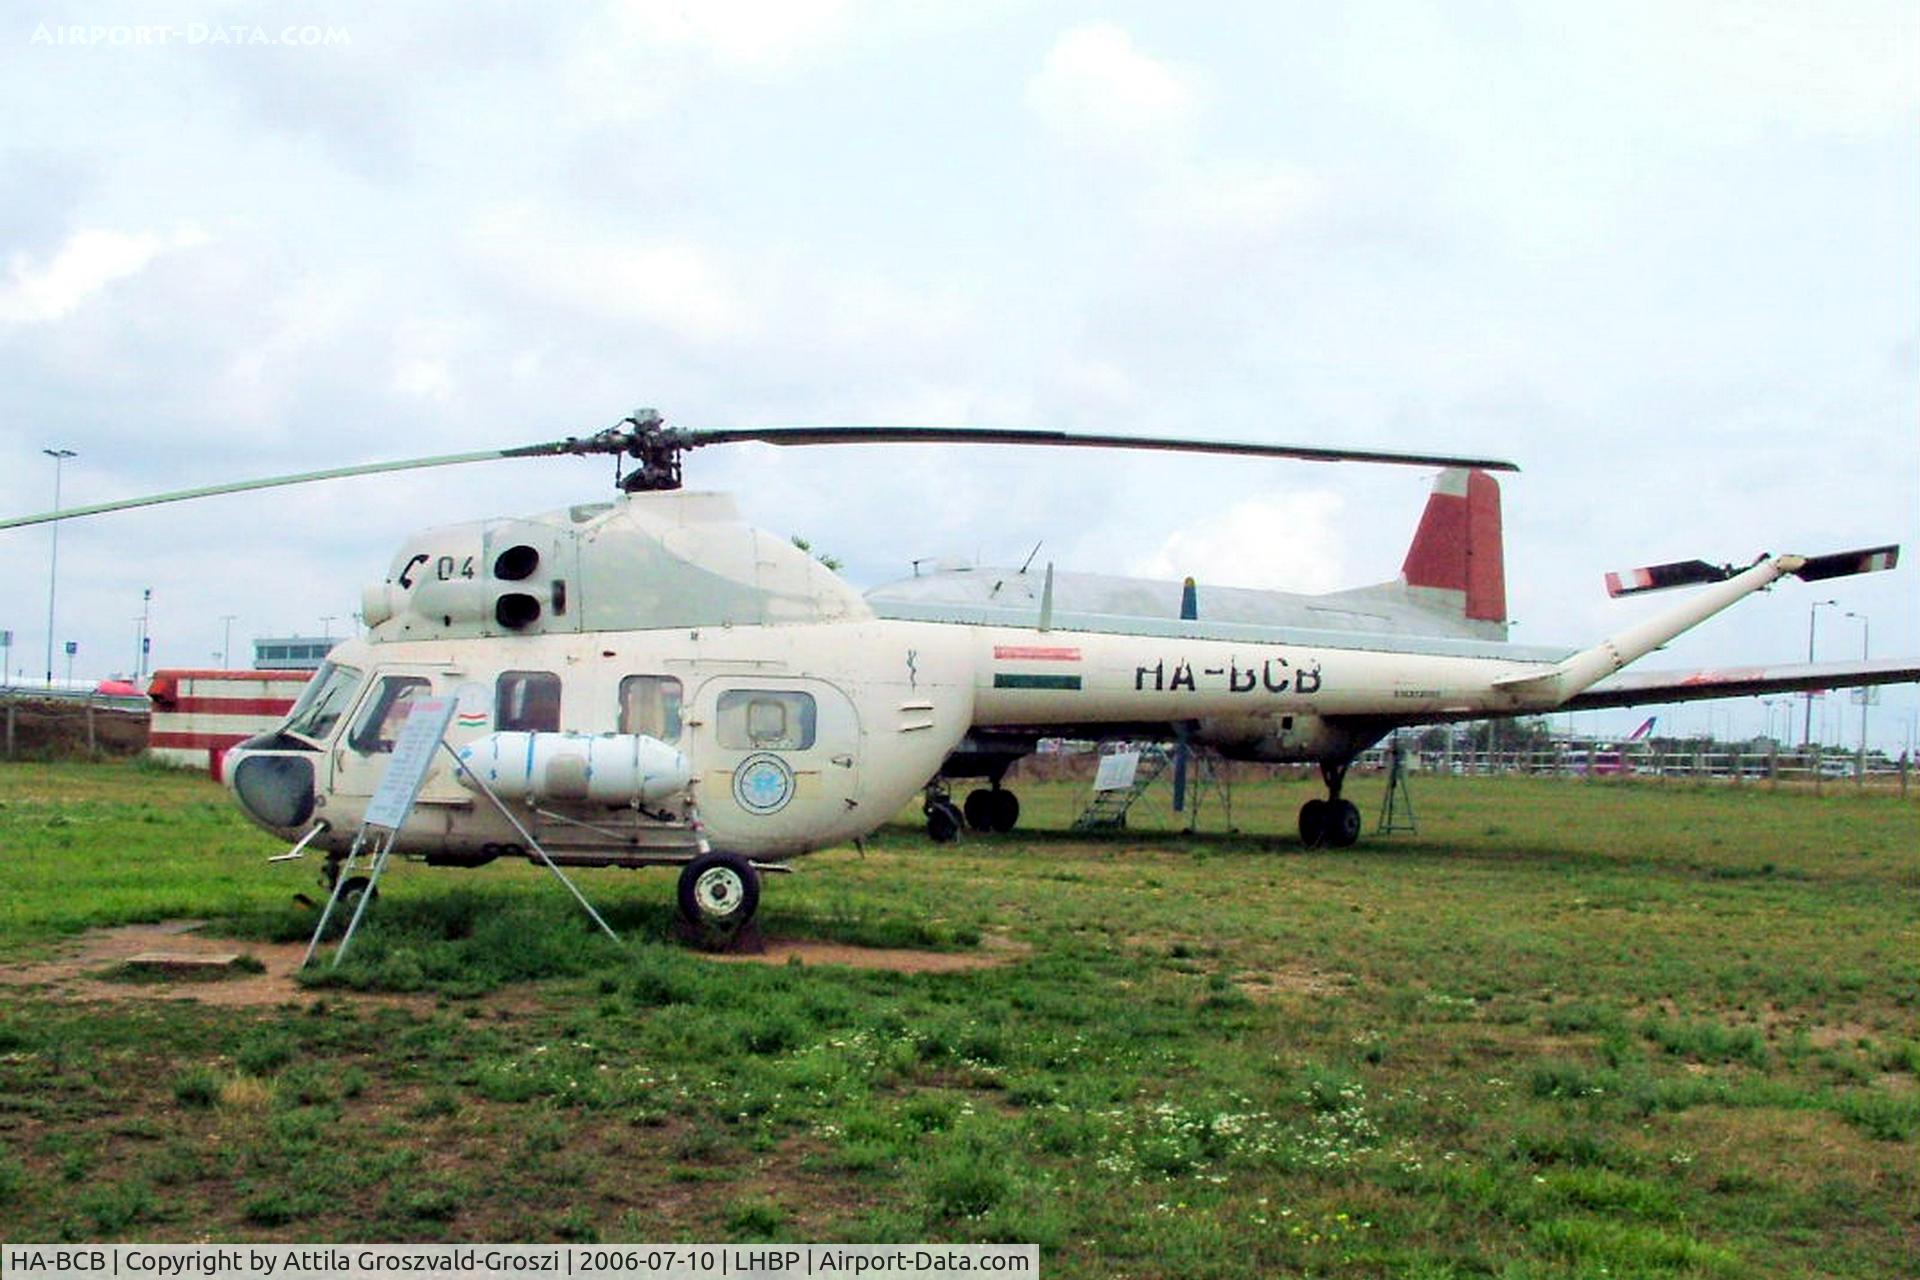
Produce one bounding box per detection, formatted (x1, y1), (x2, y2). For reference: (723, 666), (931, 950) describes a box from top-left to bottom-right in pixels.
(1400, 468), (1506, 623)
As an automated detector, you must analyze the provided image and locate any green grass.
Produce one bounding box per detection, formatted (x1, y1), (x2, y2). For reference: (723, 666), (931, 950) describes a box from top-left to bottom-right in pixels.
(0, 759), (1915, 1275)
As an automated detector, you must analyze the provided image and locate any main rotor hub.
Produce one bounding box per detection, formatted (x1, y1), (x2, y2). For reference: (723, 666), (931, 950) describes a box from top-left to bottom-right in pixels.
(556, 408), (690, 492)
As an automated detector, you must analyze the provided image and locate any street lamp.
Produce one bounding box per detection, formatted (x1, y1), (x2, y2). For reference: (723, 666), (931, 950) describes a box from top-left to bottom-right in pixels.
(1844, 611), (1869, 773)
(1759, 697), (1787, 744)
(42, 448), (76, 686)
(135, 587), (152, 681)
(221, 614), (238, 669)
(1802, 599), (1839, 747)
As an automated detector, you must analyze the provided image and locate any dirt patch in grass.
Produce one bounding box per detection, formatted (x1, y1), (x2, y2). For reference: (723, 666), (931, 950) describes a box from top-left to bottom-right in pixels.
(702, 934), (1026, 973)
(1233, 964), (1346, 1000)
(0, 922), (1026, 1004)
(0, 921), (426, 1010)
(1649, 1105), (1902, 1195)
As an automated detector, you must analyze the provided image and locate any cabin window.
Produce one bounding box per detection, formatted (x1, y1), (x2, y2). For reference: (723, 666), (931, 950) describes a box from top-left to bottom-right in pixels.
(283, 662), (363, 744)
(717, 689), (816, 751)
(348, 675), (432, 753)
(496, 670), (561, 732)
(618, 675), (683, 742)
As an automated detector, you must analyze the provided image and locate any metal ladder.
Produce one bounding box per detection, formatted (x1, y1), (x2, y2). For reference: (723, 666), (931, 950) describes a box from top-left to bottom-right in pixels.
(1072, 748), (1170, 831)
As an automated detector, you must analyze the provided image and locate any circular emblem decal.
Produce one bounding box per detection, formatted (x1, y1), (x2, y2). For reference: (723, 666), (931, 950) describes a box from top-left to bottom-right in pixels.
(733, 753), (795, 815)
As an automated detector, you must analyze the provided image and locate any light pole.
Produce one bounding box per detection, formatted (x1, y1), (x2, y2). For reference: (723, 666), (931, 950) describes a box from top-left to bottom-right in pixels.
(1844, 611), (1869, 773)
(42, 448), (76, 686)
(1802, 598), (1838, 747)
(1759, 697), (1784, 744)
(221, 615), (238, 669)
(135, 587), (152, 681)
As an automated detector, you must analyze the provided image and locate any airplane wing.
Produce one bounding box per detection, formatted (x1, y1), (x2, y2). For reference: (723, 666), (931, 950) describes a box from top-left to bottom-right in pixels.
(1561, 658), (1920, 712)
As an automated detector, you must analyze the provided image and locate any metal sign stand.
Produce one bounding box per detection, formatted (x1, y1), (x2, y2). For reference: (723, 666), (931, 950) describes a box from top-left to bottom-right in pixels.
(300, 697), (457, 969)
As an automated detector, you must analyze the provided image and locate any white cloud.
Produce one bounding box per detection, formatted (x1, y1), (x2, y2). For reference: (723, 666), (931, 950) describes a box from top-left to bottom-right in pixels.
(467, 205), (753, 343)
(562, 0), (855, 120)
(609, 0), (852, 70)
(1140, 159), (1323, 234)
(1133, 491), (1350, 593)
(1026, 23), (1200, 157)
(0, 226), (207, 325)
(1614, 0), (1919, 142)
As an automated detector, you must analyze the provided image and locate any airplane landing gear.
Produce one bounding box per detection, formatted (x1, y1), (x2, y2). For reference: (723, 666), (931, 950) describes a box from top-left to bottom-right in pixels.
(962, 786), (1020, 833)
(320, 858), (375, 909)
(1299, 760), (1362, 849)
(923, 784), (965, 844)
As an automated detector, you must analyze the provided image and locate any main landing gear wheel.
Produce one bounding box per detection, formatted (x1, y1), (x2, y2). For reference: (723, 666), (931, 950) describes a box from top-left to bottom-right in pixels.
(1300, 761), (1363, 849)
(1298, 798), (1329, 847)
(677, 852), (761, 931)
(1326, 799), (1362, 848)
(963, 788), (1021, 834)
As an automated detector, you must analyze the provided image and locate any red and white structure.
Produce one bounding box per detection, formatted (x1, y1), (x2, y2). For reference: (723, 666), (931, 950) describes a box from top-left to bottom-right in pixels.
(147, 668), (313, 779)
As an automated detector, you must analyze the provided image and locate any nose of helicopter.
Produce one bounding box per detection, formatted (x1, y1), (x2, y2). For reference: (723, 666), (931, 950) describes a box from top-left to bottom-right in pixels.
(225, 736), (318, 832)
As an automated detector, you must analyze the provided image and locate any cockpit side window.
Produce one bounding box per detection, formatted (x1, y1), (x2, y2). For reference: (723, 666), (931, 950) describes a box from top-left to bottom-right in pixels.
(348, 675), (432, 754)
(497, 670), (562, 732)
(283, 662), (364, 744)
(618, 676), (683, 742)
(717, 690), (816, 750)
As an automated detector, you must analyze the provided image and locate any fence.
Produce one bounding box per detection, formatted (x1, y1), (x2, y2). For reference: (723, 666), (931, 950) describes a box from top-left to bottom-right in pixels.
(1371, 742), (1911, 791)
(0, 691), (150, 759)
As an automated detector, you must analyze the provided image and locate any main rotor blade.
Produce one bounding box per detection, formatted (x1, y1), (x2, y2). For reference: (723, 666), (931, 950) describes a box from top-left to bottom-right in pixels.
(683, 425), (1521, 473)
(0, 443), (576, 530)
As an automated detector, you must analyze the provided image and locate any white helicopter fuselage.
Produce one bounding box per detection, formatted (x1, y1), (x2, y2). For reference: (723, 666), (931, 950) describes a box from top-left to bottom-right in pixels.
(220, 480), (1879, 875)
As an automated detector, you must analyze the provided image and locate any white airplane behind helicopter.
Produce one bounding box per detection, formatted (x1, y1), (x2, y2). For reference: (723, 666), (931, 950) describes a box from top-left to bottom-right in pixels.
(4, 411), (1913, 933)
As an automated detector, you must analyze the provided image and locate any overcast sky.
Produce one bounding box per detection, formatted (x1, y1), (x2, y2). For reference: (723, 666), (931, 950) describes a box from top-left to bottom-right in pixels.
(2, 1), (1914, 750)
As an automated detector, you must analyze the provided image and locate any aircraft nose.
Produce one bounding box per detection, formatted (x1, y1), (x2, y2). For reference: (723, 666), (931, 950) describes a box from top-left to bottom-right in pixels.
(227, 746), (317, 831)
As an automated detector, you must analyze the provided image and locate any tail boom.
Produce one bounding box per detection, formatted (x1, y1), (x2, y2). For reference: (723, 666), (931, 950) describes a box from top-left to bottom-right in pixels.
(1496, 554), (1801, 709)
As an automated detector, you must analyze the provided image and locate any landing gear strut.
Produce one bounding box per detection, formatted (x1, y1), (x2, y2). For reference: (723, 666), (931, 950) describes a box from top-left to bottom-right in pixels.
(1299, 760), (1362, 849)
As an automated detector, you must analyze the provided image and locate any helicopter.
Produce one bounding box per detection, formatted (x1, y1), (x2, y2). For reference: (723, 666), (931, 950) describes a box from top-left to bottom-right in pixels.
(4, 410), (1912, 934)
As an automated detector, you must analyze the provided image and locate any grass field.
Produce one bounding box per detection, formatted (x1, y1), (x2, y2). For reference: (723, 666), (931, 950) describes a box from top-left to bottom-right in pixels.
(0, 760), (1914, 1276)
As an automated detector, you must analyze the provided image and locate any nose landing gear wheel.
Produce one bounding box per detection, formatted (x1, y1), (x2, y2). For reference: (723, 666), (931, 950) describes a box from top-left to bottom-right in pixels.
(925, 797), (964, 844)
(677, 852), (761, 931)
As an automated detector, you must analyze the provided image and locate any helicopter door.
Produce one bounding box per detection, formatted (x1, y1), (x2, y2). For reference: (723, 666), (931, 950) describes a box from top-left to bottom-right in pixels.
(695, 679), (861, 847)
(326, 672), (469, 810)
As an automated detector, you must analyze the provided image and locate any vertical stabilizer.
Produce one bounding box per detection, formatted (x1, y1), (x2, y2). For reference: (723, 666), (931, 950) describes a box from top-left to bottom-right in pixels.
(1400, 468), (1506, 627)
